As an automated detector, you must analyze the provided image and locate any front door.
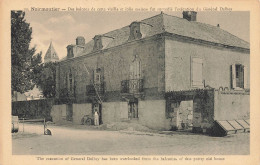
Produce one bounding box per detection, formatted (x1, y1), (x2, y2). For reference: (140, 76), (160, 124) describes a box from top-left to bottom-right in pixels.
(66, 104), (73, 121)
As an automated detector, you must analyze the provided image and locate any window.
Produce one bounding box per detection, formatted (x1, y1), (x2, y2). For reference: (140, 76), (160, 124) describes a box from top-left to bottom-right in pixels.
(231, 64), (247, 89)
(128, 22), (142, 41)
(128, 102), (138, 119)
(93, 35), (103, 51)
(66, 69), (75, 96)
(130, 54), (141, 79)
(94, 68), (102, 84)
(69, 72), (73, 91)
(191, 57), (203, 87)
(129, 55), (142, 93)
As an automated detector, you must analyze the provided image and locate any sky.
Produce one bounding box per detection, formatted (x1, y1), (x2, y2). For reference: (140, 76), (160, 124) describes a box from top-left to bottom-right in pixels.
(24, 11), (250, 61)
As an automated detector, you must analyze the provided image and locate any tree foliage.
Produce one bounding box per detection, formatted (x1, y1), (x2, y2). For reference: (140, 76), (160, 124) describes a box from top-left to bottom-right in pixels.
(34, 62), (57, 98)
(11, 11), (42, 94)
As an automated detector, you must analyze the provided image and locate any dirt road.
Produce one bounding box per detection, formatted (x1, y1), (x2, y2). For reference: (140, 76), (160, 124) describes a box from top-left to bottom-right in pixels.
(12, 123), (249, 155)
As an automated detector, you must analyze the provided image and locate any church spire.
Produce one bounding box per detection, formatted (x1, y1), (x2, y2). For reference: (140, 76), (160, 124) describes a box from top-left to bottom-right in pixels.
(44, 41), (59, 63)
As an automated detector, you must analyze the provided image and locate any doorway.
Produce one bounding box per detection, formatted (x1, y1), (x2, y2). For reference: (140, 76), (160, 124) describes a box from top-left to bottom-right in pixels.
(128, 101), (138, 119)
(66, 104), (73, 121)
(92, 103), (102, 124)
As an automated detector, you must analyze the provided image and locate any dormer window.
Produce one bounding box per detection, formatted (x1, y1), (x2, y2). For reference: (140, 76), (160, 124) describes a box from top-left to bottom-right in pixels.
(67, 45), (74, 58)
(93, 35), (103, 51)
(128, 22), (142, 41)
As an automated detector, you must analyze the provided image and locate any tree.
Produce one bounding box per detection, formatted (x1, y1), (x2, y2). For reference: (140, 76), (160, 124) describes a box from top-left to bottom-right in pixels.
(11, 11), (42, 95)
(34, 62), (57, 98)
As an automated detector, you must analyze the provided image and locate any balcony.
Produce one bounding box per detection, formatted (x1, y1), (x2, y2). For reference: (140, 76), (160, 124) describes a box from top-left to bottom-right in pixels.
(121, 79), (144, 94)
(86, 82), (106, 96)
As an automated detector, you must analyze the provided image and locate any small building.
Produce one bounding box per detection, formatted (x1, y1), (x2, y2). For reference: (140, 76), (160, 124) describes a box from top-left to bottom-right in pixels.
(52, 12), (250, 131)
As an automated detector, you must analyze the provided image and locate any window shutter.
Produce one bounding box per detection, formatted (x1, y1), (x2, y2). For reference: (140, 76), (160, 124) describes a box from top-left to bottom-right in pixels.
(72, 75), (75, 95)
(138, 60), (141, 79)
(66, 73), (70, 91)
(231, 64), (236, 89)
(101, 67), (104, 82)
(129, 64), (134, 79)
(92, 69), (95, 84)
(65, 74), (68, 89)
(192, 58), (203, 87)
(243, 65), (248, 89)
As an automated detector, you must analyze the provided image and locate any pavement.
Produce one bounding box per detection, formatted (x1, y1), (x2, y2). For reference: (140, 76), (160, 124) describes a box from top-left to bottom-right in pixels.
(12, 123), (249, 155)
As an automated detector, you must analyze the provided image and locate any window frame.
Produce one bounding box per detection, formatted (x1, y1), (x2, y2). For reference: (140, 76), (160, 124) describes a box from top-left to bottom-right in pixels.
(231, 64), (246, 90)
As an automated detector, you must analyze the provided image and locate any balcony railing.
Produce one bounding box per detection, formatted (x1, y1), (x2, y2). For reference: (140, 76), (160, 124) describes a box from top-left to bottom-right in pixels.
(86, 82), (106, 96)
(121, 79), (143, 94)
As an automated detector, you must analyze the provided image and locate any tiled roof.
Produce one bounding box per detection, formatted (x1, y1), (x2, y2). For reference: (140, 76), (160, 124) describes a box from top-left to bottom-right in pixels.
(62, 13), (249, 61)
(162, 14), (249, 49)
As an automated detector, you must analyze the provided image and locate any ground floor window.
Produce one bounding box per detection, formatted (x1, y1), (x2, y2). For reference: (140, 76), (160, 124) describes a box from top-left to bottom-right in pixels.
(128, 102), (138, 119)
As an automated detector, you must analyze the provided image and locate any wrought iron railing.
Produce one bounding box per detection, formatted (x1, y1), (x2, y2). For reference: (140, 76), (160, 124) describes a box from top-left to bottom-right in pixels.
(121, 79), (143, 93)
(86, 82), (106, 95)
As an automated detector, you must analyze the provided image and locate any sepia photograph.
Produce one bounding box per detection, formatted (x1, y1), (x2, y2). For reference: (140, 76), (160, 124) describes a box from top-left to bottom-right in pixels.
(10, 9), (251, 156)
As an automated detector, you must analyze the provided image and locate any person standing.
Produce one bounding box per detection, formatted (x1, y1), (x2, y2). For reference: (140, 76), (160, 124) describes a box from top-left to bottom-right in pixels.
(94, 110), (99, 126)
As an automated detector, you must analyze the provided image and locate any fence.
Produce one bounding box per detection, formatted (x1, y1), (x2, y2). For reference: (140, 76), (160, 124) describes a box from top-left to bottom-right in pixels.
(12, 99), (55, 121)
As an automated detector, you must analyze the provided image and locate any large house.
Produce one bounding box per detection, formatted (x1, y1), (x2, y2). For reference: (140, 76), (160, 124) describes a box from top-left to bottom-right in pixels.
(51, 12), (250, 131)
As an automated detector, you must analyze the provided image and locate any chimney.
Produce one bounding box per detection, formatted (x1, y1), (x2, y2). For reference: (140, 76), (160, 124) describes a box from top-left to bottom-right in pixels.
(67, 36), (85, 58)
(76, 36), (85, 46)
(182, 11), (197, 21)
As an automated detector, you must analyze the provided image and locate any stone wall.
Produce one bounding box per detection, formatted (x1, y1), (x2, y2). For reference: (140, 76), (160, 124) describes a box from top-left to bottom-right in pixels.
(193, 90), (215, 131)
(165, 38), (250, 91)
(50, 104), (67, 124)
(214, 90), (250, 120)
(102, 102), (128, 124)
(139, 100), (170, 130)
(72, 103), (92, 124)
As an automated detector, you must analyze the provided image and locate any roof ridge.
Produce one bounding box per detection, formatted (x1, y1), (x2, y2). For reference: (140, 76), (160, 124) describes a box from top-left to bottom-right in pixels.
(161, 12), (185, 21)
(140, 12), (162, 22)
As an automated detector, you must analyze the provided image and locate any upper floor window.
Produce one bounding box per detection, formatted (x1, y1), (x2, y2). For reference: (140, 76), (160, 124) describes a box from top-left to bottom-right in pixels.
(231, 64), (247, 89)
(69, 72), (73, 91)
(130, 54), (141, 80)
(191, 57), (203, 87)
(93, 67), (104, 85)
(64, 69), (75, 97)
(94, 68), (102, 84)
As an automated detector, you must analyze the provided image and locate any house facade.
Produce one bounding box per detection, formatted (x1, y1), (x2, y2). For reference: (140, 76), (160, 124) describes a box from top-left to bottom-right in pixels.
(51, 12), (250, 131)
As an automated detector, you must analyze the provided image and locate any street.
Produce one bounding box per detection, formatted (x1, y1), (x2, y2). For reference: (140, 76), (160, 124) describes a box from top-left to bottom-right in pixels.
(12, 123), (249, 155)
